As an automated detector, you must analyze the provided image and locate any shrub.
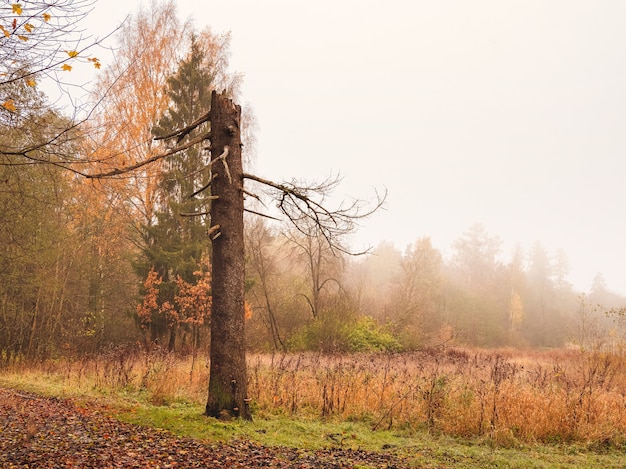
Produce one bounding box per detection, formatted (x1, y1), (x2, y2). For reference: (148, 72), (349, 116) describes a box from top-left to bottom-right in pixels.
(287, 314), (351, 352)
(346, 317), (402, 352)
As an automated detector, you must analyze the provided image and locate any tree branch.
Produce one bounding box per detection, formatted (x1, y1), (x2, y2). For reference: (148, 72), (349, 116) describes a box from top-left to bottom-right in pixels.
(243, 172), (386, 255)
(153, 110), (211, 142)
(180, 210), (211, 217)
(244, 208), (281, 221)
(84, 131), (210, 178)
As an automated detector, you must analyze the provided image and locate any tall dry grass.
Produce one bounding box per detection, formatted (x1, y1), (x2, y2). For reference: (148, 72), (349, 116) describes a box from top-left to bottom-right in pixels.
(9, 345), (626, 446)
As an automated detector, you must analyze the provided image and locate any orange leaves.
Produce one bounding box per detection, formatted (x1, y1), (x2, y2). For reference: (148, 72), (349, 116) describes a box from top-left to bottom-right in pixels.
(245, 302), (253, 320)
(137, 263), (213, 329)
(174, 268), (212, 325)
(137, 268), (162, 326)
(61, 51), (84, 72)
(59, 52), (101, 71)
(2, 99), (16, 112)
(1, 5), (101, 75)
(88, 56), (101, 69)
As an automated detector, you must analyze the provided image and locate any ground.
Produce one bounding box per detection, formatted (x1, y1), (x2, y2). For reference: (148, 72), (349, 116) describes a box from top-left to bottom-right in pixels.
(0, 387), (412, 468)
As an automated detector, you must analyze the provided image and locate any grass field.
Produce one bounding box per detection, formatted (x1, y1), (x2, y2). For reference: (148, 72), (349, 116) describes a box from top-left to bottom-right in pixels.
(2, 346), (625, 468)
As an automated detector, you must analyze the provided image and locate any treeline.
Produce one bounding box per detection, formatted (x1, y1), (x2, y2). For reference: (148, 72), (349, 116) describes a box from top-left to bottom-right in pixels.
(2, 1), (625, 364)
(245, 222), (626, 352)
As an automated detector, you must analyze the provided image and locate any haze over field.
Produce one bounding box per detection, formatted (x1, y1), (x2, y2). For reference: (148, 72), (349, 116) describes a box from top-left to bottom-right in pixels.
(79, 0), (626, 294)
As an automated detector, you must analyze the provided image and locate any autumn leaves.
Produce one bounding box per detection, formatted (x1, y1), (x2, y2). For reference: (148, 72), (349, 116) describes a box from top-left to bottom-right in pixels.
(1, 1), (101, 113)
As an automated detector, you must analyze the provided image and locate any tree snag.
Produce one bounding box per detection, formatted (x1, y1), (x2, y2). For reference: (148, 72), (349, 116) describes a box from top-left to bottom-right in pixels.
(74, 88), (384, 422)
(205, 90), (251, 420)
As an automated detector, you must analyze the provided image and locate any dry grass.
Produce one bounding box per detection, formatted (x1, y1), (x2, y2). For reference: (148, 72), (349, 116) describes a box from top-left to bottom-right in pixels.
(6, 345), (626, 447)
(250, 348), (626, 445)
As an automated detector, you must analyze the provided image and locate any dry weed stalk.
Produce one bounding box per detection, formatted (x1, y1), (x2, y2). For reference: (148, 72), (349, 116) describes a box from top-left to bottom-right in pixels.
(10, 346), (626, 447)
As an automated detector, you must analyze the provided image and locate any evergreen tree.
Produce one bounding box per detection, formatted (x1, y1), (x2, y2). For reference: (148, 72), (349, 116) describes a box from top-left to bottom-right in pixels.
(137, 34), (231, 350)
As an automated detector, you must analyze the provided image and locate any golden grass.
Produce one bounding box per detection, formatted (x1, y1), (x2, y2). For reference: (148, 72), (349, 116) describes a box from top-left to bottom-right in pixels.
(5, 345), (626, 447)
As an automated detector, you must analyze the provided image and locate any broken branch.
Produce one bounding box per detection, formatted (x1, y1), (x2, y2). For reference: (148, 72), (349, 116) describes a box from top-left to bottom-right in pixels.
(86, 132), (210, 179)
(153, 110), (211, 142)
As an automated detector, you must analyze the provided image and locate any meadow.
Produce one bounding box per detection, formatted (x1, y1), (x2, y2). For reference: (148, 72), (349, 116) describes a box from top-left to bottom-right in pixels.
(3, 345), (625, 451)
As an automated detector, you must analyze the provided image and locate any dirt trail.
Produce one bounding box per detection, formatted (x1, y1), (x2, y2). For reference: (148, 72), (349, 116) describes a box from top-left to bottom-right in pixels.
(0, 387), (411, 468)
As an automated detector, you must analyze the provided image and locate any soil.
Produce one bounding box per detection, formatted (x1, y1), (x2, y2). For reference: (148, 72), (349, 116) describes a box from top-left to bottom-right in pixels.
(0, 387), (413, 468)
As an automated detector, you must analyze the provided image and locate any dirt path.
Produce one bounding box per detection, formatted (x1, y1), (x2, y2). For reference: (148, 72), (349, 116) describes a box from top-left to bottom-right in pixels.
(0, 387), (411, 468)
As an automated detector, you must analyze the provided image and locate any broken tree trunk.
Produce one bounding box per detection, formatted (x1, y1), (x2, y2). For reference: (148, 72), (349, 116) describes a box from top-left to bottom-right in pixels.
(205, 91), (252, 420)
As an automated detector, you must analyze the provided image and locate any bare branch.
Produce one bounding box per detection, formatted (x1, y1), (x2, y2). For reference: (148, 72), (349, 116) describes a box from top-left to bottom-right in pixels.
(180, 210), (211, 217)
(188, 175), (215, 199)
(218, 146), (232, 183)
(243, 188), (264, 206)
(84, 131), (210, 178)
(244, 208), (281, 222)
(153, 110), (211, 142)
(243, 172), (386, 255)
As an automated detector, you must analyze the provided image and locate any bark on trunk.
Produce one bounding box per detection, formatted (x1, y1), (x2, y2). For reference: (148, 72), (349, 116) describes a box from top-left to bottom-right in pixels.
(205, 91), (252, 420)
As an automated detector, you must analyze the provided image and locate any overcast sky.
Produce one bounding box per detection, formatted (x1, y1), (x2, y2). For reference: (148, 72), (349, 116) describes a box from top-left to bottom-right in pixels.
(83, 0), (626, 294)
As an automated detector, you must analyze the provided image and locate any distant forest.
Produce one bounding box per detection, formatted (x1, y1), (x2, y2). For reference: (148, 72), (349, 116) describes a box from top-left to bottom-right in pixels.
(2, 1), (626, 365)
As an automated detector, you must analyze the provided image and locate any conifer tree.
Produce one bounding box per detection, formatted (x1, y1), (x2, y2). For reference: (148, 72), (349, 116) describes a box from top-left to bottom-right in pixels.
(137, 33), (235, 350)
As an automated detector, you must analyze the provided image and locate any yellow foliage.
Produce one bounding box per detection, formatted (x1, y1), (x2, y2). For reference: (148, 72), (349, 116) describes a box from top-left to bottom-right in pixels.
(0, 25), (9, 37)
(2, 100), (16, 112)
(43, 13), (51, 22)
(66, 50), (79, 58)
(24, 23), (34, 32)
(25, 78), (36, 87)
(11, 4), (22, 15)
(17, 35), (28, 41)
(61, 63), (72, 72)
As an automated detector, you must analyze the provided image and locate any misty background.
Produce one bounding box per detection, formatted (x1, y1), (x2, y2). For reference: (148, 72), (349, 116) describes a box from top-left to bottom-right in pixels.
(73, 0), (626, 294)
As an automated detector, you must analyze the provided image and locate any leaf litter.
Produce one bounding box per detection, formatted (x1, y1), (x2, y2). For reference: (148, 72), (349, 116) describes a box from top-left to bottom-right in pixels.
(0, 387), (411, 468)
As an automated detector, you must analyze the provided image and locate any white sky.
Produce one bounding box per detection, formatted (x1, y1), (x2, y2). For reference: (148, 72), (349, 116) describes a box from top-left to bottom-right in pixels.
(80, 0), (626, 294)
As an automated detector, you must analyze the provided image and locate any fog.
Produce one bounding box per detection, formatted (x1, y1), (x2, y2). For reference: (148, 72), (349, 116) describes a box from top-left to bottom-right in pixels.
(85, 0), (626, 294)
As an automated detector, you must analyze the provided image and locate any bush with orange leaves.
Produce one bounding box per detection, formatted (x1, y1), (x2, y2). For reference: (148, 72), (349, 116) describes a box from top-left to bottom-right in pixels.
(136, 260), (251, 347)
(137, 266), (212, 330)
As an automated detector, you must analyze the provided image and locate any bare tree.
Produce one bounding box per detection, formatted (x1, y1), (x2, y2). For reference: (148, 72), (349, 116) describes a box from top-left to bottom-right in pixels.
(1, 0), (117, 160)
(246, 219), (287, 352)
(283, 223), (344, 320)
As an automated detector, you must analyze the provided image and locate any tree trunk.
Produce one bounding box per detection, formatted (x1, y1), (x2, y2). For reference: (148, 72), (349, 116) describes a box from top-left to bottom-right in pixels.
(205, 91), (252, 420)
